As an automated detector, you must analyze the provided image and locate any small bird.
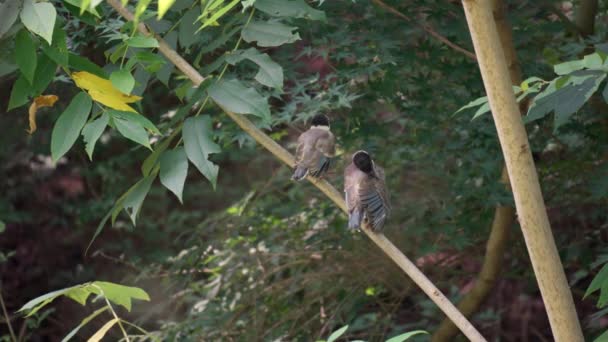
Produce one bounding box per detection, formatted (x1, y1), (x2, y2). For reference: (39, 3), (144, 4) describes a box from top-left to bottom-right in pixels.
(344, 150), (391, 231)
(292, 114), (336, 181)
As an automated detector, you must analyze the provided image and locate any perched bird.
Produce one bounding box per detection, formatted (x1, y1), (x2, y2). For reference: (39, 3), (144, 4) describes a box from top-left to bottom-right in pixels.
(292, 114), (336, 181)
(344, 151), (391, 231)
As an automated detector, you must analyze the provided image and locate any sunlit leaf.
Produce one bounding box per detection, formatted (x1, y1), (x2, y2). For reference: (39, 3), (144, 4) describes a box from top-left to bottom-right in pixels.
(158, 0), (177, 19)
(72, 71), (142, 112)
(88, 318), (118, 342)
(198, 0), (240, 31)
(61, 307), (109, 342)
(20, 0), (56, 45)
(326, 325), (348, 342)
(91, 281), (150, 311)
(28, 94), (59, 134)
(385, 330), (428, 342)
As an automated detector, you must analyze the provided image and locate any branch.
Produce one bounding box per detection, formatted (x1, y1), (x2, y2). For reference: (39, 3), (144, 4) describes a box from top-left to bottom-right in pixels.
(106, 0), (486, 340)
(461, 0), (583, 340)
(371, 0), (477, 61)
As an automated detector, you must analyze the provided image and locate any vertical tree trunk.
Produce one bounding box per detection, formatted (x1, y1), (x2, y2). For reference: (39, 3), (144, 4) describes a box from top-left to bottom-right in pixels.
(460, 1), (584, 341)
(432, 1), (519, 339)
(576, 0), (598, 37)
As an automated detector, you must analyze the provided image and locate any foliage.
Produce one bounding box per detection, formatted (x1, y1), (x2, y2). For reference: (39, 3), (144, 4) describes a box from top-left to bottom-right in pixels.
(18, 281), (152, 341)
(1, 0), (607, 340)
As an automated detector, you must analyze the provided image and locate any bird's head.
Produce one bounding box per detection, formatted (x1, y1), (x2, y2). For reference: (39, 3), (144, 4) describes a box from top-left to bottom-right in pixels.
(353, 150), (374, 174)
(311, 114), (330, 129)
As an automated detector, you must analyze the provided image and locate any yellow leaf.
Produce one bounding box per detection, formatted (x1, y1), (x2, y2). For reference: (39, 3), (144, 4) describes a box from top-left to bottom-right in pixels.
(27, 95), (59, 134)
(72, 71), (142, 112)
(88, 90), (138, 112)
(87, 318), (118, 342)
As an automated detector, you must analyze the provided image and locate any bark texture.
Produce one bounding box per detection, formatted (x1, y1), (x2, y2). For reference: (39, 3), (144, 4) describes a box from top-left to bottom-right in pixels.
(460, 1), (583, 341)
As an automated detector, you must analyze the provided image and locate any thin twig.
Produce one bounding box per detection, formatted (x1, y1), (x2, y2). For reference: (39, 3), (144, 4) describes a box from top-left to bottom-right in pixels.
(371, 0), (477, 61)
(105, 1), (486, 340)
(0, 287), (17, 342)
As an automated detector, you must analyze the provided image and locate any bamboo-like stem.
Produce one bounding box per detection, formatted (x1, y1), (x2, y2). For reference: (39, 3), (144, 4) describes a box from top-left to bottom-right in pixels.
(433, 1), (519, 339)
(370, 0), (476, 61)
(0, 288), (17, 342)
(106, 0), (486, 340)
(460, 1), (583, 341)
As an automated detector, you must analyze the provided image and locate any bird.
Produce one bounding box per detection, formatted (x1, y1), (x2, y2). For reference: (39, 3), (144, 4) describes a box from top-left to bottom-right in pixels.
(344, 150), (391, 231)
(292, 114), (336, 181)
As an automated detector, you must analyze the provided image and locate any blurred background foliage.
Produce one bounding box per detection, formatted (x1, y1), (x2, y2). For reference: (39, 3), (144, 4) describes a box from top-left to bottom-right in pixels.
(1, 0), (607, 341)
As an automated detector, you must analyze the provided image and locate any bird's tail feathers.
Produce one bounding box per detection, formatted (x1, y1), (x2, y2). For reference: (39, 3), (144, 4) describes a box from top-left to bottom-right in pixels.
(292, 166), (309, 181)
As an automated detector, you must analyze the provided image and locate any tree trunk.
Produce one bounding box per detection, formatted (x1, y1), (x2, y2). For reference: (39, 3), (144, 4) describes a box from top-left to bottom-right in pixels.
(460, 1), (584, 341)
(432, 1), (519, 340)
(576, 0), (598, 37)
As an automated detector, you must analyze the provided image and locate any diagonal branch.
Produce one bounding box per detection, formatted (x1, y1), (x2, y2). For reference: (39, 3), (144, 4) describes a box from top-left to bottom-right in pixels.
(370, 0), (477, 61)
(106, 1), (486, 340)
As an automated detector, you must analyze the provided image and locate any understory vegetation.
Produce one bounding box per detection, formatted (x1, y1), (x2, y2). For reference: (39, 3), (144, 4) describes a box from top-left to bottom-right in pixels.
(1, 0), (607, 341)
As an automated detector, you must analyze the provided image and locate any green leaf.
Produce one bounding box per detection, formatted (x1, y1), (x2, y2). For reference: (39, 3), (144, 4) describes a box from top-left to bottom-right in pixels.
(198, 0), (240, 31)
(208, 79), (271, 121)
(454, 96), (488, 115)
(227, 48), (284, 89)
(91, 281), (150, 312)
(133, 0), (152, 24)
(593, 329), (608, 342)
(554, 74), (605, 128)
(51, 92), (92, 162)
(110, 69), (135, 94)
(586, 263), (608, 299)
(20, 0), (56, 45)
(554, 59), (584, 75)
(126, 35), (159, 48)
(108, 110), (160, 134)
(241, 20), (300, 47)
(0, 0), (21, 39)
(15, 29), (37, 84)
(583, 53), (603, 69)
(113, 117), (151, 149)
(471, 101), (491, 120)
(178, 6), (199, 48)
(159, 147), (188, 203)
(141, 134), (176, 176)
(254, 0), (326, 21)
(385, 330), (428, 342)
(158, 0), (176, 19)
(32, 53), (57, 95)
(61, 307), (109, 342)
(0, 221), (5, 233)
(183, 116), (221, 189)
(326, 325), (348, 342)
(68, 53), (107, 77)
(81, 113), (109, 160)
(18, 286), (78, 317)
(115, 172), (156, 225)
(42, 23), (69, 67)
(8, 76), (32, 111)
(63, 0), (101, 17)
